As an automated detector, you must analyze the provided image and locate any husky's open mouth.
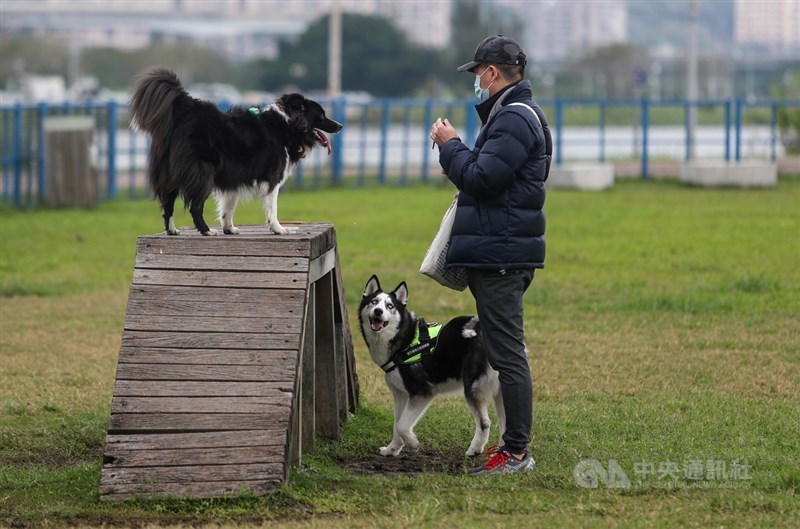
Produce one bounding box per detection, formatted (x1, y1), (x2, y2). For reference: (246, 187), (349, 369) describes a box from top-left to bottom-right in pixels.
(313, 129), (331, 155)
(370, 317), (388, 332)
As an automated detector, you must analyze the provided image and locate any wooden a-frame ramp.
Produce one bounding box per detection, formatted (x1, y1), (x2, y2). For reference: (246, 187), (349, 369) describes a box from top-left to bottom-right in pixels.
(100, 223), (358, 500)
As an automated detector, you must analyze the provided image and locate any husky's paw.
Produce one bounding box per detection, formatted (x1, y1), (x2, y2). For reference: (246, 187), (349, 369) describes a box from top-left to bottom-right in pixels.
(466, 448), (481, 457)
(466, 445), (485, 457)
(223, 226), (240, 235)
(166, 228), (180, 236)
(379, 445), (403, 457)
(202, 229), (219, 236)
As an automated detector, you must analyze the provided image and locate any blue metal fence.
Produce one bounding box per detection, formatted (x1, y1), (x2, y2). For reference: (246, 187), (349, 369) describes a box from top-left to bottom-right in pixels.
(1, 98), (798, 206)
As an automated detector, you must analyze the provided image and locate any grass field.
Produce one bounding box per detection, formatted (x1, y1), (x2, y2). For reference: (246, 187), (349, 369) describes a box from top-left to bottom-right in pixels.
(1, 177), (799, 528)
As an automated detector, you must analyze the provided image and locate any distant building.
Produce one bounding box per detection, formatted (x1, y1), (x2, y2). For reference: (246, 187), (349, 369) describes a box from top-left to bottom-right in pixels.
(0, 0), (452, 61)
(164, 0), (452, 48)
(734, 0), (800, 56)
(495, 0), (628, 63)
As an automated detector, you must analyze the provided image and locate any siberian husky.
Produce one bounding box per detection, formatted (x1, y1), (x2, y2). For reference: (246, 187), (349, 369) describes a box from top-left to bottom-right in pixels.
(358, 275), (505, 457)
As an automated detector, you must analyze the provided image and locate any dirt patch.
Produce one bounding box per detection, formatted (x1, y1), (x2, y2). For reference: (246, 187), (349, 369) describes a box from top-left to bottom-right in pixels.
(334, 448), (477, 477)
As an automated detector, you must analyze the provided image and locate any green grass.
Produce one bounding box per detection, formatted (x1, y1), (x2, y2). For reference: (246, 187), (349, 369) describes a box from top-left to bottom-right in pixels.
(1, 178), (799, 528)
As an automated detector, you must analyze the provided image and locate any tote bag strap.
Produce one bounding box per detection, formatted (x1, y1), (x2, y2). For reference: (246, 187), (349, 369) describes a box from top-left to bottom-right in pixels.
(507, 102), (552, 181)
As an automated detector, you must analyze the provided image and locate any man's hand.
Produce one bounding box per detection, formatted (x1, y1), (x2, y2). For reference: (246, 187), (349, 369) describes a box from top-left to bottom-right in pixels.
(430, 118), (459, 147)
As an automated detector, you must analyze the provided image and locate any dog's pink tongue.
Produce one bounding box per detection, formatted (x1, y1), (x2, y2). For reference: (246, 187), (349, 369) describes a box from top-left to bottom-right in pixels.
(371, 319), (385, 331)
(314, 129), (331, 155)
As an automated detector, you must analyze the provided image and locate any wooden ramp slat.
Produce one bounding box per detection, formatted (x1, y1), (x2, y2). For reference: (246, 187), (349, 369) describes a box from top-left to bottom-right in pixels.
(101, 463), (284, 485)
(114, 363), (297, 382)
(136, 238), (310, 258)
(99, 480), (281, 500)
(135, 253), (309, 272)
(132, 269), (308, 289)
(117, 348), (298, 365)
(104, 430), (287, 450)
(112, 381), (293, 397)
(104, 446), (286, 468)
(128, 285), (306, 304)
(101, 223), (359, 501)
(108, 412), (291, 432)
(111, 397), (293, 414)
(120, 331), (301, 350)
(124, 315), (302, 333)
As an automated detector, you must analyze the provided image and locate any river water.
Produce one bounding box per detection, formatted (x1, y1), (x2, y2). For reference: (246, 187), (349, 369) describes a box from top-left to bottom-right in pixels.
(108, 125), (784, 174)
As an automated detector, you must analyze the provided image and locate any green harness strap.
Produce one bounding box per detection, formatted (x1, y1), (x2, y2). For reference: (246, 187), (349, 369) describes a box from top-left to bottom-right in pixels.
(381, 319), (442, 373)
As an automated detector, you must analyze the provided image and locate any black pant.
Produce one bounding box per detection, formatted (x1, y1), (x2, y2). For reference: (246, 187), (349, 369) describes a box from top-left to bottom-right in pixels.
(467, 268), (534, 454)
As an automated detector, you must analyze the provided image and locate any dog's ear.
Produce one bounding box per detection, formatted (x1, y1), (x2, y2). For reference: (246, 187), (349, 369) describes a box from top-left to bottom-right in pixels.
(282, 93), (306, 113)
(392, 282), (409, 306)
(364, 275), (381, 297)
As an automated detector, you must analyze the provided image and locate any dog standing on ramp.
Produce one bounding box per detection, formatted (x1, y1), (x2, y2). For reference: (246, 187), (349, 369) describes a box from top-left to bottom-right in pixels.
(129, 66), (342, 236)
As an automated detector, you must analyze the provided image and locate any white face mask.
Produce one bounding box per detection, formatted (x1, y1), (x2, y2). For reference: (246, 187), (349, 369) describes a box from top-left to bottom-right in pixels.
(474, 67), (494, 101)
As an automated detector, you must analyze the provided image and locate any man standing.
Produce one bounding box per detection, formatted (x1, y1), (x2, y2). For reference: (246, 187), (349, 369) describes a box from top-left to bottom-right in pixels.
(430, 35), (551, 476)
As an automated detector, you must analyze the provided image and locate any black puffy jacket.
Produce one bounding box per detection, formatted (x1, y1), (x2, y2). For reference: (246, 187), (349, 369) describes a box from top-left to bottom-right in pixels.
(439, 80), (550, 270)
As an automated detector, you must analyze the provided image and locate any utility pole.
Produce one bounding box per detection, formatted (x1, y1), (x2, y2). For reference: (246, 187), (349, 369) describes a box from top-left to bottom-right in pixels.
(68, 29), (80, 89)
(327, 0), (342, 97)
(686, 0), (699, 160)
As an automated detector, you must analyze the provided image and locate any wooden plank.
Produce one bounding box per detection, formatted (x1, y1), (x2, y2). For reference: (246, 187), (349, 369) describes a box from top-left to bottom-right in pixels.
(111, 396), (292, 414)
(115, 363), (296, 382)
(314, 271), (340, 440)
(308, 226), (336, 261)
(123, 315), (302, 334)
(135, 253), (308, 273)
(100, 463), (284, 485)
(132, 269), (308, 289)
(333, 246), (359, 413)
(125, 300), (303, 320)
(108, 413), (290, 432)
(113, 380), (292, 397)
(121, 331), (300, 350)
(117, 348), (297, 366)
(100, 479), (280, 500)
(104, 430), (287, 451)
(127, 285), (306, 305)
(104, 446), (285, 468)
(300, 286), (315, 455)
(142, 223), (333, 242)
(286, 286), (310, 469)
(308, 248), (336, 284)
(137, 237), (310, 257)
(232, 223), (333, 238)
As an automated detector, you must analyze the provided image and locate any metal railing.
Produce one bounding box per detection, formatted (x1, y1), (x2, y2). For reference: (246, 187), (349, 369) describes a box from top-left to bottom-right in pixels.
(1, 98), (798, 207)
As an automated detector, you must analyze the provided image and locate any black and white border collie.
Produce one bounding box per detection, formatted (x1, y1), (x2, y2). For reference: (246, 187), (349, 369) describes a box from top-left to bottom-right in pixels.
(129, 66), (342, 236)
(359, 275), (505, 457)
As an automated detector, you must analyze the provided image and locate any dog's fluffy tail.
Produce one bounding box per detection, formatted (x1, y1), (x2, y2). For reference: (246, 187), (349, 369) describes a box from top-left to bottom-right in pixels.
(129, 67), (187, 201)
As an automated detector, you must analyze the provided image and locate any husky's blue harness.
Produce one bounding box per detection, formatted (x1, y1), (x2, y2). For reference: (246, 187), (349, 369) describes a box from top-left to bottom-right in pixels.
(380, 319), (443, 373)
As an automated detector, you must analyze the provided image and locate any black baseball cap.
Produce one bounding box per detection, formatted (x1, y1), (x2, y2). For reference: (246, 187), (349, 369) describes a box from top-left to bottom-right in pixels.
(457, 35), (527, 73)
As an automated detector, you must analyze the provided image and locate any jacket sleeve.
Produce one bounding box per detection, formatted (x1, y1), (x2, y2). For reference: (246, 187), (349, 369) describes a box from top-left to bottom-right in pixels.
(439, 112), (535, 199)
